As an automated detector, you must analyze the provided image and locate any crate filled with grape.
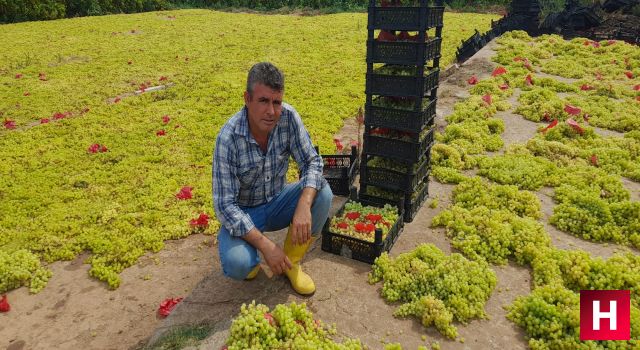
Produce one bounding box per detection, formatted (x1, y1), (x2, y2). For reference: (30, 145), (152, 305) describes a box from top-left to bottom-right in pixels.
(363, 124), (434, 163)
(322, 200), (403, 264)
(367, 35), (442, 66)
(368, 0), (444, 32)
(366, 65), (439, 97)
(360, 149), (431, 192)
(359, 173), (430, 223)
(366, 95), (436, 133)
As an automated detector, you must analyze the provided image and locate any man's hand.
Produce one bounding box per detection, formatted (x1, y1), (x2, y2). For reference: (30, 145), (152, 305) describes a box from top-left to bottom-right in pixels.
(291, 204), (312, 245)
(243, 228), (291, 275)
(291, 187), (318, 245)
(261, 243), (292, 275)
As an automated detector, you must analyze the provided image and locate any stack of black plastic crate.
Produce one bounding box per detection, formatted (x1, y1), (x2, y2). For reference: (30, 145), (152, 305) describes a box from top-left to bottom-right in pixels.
(358, 0), (443, 223)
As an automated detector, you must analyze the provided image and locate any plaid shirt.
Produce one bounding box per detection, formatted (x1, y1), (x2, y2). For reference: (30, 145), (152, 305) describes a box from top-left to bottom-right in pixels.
(212, 103), (326, 237)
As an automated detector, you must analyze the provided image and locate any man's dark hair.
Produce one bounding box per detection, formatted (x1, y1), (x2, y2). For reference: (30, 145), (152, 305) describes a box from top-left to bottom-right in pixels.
(246, 62), (285, 96)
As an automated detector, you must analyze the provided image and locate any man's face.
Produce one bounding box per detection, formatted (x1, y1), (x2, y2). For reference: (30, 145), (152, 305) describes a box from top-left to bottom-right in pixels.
(244, 83), (283, 138)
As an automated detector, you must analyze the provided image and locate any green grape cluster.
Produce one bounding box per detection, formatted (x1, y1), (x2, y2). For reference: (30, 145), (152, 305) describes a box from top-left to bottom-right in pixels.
(477, 154), (560, 190)
(515, 88), (566, 122)
(395, 296), (457, 339)
(430, 166), (466, 184)
(225, 301), (363, 350)
(430, 143), (464, 170)
(543, 164), (640, 248)
(508, 284), (640, 350)
(369, 244), (496, 339)
(450, 177), (542, 219)
(0, 249), (52, 293)
(432, 206), (550, 265)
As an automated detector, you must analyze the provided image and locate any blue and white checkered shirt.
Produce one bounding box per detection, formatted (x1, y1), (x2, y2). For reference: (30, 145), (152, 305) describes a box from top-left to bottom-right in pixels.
(212, 103), (326, 237)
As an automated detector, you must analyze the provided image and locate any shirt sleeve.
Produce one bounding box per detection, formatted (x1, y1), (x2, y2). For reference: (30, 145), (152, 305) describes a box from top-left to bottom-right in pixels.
(288, 107), (326, 191)
(212, 132), (256, 237)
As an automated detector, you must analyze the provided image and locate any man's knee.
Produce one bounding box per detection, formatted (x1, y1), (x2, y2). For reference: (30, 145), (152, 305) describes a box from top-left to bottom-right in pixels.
(314, 184), (333, 208)
(220, 246), (255, 280)
(311, 184), (333, 234)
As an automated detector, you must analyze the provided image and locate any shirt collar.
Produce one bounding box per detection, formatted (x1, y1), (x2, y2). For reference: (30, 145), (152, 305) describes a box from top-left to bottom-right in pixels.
(234, 106), (251, 138)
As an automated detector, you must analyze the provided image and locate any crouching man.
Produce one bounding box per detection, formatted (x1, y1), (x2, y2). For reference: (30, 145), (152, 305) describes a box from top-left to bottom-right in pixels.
(212, 62), (332, 295)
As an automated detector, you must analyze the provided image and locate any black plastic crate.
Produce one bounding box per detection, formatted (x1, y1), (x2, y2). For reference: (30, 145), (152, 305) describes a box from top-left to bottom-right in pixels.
(368, 6), (444, 31)
(321, 199), (404, 264)
(363, 125), (435, 163)
(365, 96), (436, 133)
(367, 37), (442, 65)
(322, 146), (359, 196)
(360, 149), (431, 192)
(366, 66), (439, 97)
(359, 173), (430, 223)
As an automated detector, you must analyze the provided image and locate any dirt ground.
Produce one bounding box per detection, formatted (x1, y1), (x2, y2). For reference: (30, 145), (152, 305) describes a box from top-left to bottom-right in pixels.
(3, 40), (639, 350)
(1, 235), (217, 350)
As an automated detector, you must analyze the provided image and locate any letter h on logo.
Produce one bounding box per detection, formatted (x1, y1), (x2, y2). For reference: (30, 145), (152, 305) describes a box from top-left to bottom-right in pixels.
(580, 290), (631, 341)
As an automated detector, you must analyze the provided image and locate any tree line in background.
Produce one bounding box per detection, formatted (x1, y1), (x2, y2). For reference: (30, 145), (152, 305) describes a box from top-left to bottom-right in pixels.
(0, 0), (510, 23)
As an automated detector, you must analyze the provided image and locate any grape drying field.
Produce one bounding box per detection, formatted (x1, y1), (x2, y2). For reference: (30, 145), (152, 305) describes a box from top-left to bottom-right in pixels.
(2, 7), (640, 350)
(0, 9), (497, 293)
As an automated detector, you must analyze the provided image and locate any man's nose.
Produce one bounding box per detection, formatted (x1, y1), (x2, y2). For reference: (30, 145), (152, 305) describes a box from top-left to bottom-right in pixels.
(267, 102), (275, 116)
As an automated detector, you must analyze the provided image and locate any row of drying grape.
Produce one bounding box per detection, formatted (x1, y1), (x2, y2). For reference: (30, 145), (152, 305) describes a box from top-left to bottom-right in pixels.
(224, 301), (363, 349)
(369, 244), (496, 339)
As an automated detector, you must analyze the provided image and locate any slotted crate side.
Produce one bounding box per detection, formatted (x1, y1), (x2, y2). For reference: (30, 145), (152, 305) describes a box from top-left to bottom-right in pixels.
(366, 67), (439, 97)
(321, 201), (404, 264)
(363, 125), (435, 163)
(321, 146), (359, 196)
(360, 149), (431, 192)
(368, 6), (444, 31)
(367, 37), (442, 65)
(365, 97), (436, 133)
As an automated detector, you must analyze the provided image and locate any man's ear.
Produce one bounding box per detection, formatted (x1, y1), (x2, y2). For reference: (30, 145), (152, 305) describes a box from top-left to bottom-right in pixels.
(243, 90), (250, 105)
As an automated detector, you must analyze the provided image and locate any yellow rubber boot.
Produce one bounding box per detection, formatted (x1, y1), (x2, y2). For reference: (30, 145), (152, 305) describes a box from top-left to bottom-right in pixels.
(245, 265), (260, 280)
(283, 227), (316, 295)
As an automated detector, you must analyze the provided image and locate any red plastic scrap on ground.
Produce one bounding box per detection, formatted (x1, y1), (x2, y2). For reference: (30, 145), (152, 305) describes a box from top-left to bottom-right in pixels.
(467, 75), (478, 85)
(625, 71), (634, 79)
(482, 94), (492, 105)
(590, 154), (598, 166)
(0, 295), (10, 312)
(499, 83), (509, 90)
(564, 104), (581, 116)
(542, 119), (558, 133)
(634, 84), (640, 91)
(190, 213), (209, 227)
(491, 66), (507, 77)
(525, 74), (533, 86)
(158, 297), (183, 318)
(581, 84), (593, 91)
(3, 119), (16, 129)
(566, 118), (584, 135)
(176, 186), (193, 200)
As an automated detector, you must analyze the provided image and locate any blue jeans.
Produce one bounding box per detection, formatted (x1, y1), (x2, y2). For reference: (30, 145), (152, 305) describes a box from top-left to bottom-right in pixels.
(217, 182), (333, 280)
